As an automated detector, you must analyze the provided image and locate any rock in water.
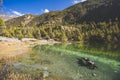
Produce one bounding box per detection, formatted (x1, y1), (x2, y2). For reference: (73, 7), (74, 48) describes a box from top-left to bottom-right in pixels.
(92, 73), (97, 77)
(43, 71), (49, 78)
(114, 71), (118, 73)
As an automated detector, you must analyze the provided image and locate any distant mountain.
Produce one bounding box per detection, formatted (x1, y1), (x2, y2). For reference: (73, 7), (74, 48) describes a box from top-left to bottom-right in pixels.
(5, 0), (120, 27)
(0, 14), (16, 21)
(5, 14), (35, 27)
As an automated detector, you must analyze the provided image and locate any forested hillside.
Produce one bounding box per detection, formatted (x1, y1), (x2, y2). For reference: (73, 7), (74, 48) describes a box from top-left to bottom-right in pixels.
(0, 0), (120, 44)
(63, 0), (120, 24)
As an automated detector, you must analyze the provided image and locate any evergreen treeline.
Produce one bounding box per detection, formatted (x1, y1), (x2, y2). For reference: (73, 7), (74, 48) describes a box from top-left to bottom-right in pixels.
(0, 17), (120, 44)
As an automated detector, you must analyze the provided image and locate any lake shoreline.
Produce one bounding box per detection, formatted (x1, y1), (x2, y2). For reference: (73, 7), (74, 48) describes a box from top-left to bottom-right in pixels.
(0, 36), (60, 61)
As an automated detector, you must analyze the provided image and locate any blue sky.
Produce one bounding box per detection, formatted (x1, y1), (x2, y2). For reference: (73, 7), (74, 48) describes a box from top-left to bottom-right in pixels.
(2, 0), (86, 16)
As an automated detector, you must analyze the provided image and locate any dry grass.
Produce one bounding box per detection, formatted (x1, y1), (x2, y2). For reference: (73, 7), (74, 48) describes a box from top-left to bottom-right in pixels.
(0, 42), (29, 58)
(0, 40), (61, 80)
(3, 72), (64, 80)
(0, 40), (59, 60)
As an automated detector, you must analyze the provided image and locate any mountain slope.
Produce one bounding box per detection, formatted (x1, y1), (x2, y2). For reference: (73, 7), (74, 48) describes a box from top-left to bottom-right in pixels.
(63, 0), (120, 24)
(5, 0), (120, 27)
(27, 11), (64, 26)
(0, 14), (16, 21)
(3, 0), (120, 44)
(5, 14), (35, 27)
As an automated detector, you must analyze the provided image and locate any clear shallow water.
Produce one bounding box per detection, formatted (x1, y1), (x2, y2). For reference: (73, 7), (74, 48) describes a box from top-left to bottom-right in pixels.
(6, 44), (120, 80)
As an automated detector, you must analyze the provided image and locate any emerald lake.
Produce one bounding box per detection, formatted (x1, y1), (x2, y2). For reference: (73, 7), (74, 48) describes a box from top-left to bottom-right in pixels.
(2, 43), (120, 80)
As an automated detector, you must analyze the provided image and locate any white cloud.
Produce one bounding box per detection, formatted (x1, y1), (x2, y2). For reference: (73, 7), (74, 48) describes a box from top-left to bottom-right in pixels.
(73, 0), (86, 4)
(44, 9), (49, 13)
(12, 10), (24, 16)
(73, 0), (80, 4)
(81, 0), (87, 2)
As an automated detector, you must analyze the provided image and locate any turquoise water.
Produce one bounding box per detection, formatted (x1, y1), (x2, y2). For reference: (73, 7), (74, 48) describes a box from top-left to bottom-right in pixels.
(8, 43), (120, 80)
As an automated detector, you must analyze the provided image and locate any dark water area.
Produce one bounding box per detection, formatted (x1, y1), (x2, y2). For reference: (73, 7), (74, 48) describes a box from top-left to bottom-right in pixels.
(1, 43), (120, 80)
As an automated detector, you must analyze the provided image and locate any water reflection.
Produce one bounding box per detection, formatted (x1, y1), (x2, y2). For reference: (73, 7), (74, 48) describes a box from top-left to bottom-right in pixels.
(53, 43), (120, 61)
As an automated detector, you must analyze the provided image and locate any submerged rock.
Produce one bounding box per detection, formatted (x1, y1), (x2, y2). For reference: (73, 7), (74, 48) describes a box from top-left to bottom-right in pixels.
(114, 71), (118, 73)
(77, 57), (97, 69)
(43, 71), (49, 78)
(92, 73), (97, 77)
(42, 67), (49, 78)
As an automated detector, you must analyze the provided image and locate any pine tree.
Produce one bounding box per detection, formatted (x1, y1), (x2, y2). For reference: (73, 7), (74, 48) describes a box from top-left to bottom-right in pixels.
(0, 18), (6, 36)
(60, 32), (68, 42)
